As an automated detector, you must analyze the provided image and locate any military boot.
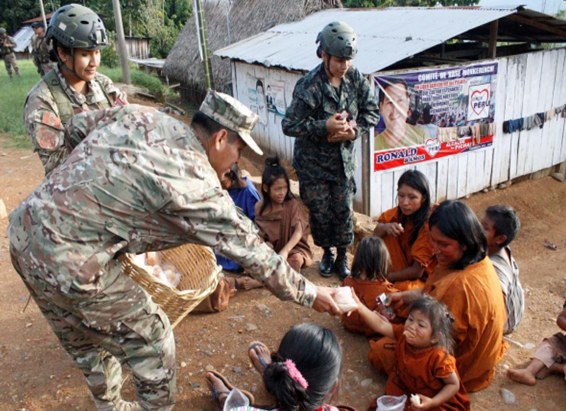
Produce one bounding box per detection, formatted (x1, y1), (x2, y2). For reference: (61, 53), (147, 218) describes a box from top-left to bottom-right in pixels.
(319, 247), (335, 277)
(335, 247), (351, 280)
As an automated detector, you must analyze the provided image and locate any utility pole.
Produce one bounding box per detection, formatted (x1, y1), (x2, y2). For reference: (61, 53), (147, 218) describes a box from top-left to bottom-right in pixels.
(194, 0), (214, 89)
(38, 0), (47, 28)
(112, 0), (131, 84)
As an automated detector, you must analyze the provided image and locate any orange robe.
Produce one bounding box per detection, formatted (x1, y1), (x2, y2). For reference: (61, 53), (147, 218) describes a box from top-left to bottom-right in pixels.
(340, 276), (399, 337)
(368, 257), (507, 393)
(378, 207), (436, 291)
(385, 325), (470, 411)
(255, 198), (313, 265)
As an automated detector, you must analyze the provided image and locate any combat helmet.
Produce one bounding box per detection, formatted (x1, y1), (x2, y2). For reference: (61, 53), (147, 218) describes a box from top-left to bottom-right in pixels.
(0, 28), (6, 36)
(316, 21), (358, 60)
(45, 3), (108, 49)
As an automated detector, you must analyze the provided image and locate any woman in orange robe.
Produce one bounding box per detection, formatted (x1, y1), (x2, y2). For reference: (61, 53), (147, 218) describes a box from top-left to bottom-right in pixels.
(373, 170), (436, 291)
(369, 200), (507, 393)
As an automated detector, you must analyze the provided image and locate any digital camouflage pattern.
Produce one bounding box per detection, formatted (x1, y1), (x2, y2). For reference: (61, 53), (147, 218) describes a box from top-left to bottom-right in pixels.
(31, 33), (53, 76)
(199, 89), (262, 155)
(282, 64), (378, 248)
(282, 64), (378, 181)
(9, 104), (316, 408)
(23, 65), (128, 176)
(0, 34), (20, 78)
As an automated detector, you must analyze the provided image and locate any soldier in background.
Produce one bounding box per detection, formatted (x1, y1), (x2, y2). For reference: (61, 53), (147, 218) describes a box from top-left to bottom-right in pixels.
(282, 21), (379, 280)
(30, 21), (53, 77)
(0, 27), (21, 79)
(9, 90), (340, 410)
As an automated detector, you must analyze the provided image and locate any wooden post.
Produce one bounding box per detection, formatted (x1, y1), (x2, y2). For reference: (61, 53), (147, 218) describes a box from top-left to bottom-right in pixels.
(488, 20), (498, 59)
(38, 0), (47, 28)
(112, 0), (131, 84)
(194, 0), (214, 89)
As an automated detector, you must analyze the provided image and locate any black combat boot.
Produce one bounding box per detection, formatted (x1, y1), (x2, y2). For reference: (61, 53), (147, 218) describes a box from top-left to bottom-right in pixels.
(335, 247), (351, 280)
(319, 247), (335, 277)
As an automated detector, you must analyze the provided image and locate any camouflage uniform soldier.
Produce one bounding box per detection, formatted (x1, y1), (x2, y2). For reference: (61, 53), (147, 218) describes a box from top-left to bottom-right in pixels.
(282, 21), (379, 279)
(24, 4), (127, 176)
(0, 27), (21, 79)
(9, 91), (340, 410)
(30, 22), (53, 76)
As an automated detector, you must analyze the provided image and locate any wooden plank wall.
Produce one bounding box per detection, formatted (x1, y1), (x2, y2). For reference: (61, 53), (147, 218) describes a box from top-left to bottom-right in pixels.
(231, 48), (566, 218)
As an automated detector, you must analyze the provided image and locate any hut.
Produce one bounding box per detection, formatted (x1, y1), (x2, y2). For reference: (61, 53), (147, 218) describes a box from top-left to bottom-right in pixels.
(164, 0), (342, 102)
(215, 6), (566, 215)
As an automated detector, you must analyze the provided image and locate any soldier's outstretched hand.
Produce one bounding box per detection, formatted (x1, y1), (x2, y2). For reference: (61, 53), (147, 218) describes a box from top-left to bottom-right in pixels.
(312, 286), (341, 316)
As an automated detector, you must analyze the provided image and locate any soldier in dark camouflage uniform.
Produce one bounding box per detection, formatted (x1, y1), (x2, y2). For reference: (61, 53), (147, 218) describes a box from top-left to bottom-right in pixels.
(282, 21), (379, 279)
(30, 22), (53, 77)
(9, 90), (340, 410)
(0, 27), (21, 79)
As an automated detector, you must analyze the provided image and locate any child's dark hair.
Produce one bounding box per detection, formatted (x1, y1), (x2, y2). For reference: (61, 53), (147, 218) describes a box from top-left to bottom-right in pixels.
(429, 200), (487, 270)
(259, 156), (293, 216)
(485, 205), (520, 248)
(397, 169), (431, 246)
(263, 323), (342, 411)
(408, 295), (455, 354)
(351, 236), (390, 281)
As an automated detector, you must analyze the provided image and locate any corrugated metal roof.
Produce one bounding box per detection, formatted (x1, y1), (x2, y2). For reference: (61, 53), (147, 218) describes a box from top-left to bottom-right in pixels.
(13, 26), (34, 53)
(214, 7), (518, 74)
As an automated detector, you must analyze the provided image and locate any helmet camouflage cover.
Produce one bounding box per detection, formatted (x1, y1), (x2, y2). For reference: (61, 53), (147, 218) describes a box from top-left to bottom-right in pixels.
(46, 3), (108, 49)
(316, 21), (358, 60)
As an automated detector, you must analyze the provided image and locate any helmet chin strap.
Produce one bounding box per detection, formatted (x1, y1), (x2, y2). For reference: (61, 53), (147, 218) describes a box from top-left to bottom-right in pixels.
(57, 48), (88, 83)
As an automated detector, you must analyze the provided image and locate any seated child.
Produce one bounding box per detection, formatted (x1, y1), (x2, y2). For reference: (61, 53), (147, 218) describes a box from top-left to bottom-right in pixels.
(341, 236), (399, 337)
(216, 164), (263, 290)
(481, 205), (524, 334)
(206, 323), (351, 411)
(507, 299), (566, 385)
(255, 157), (312, 272)
(352, 294), (470, 410)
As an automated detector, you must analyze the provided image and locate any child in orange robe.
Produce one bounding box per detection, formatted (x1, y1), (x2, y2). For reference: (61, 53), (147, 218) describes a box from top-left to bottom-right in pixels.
(341, 236), (399, 337)
(352, 294), (470, 411)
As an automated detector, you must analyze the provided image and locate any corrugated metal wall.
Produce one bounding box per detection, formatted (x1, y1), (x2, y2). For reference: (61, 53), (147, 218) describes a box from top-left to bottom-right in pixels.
(232, 47), (566, 217)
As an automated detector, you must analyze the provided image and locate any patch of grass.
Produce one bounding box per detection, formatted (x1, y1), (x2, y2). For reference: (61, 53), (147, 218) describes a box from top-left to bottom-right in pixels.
(99, 66), (169, 100)
(0, 60), (40, 149)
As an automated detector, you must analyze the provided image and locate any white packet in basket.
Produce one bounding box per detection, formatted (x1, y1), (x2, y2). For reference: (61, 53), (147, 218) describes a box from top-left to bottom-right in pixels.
(334, 287), (357, 314)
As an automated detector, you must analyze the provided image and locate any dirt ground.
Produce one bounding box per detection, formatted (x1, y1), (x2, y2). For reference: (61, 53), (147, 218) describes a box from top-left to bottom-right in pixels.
(1, 115), (565, 410)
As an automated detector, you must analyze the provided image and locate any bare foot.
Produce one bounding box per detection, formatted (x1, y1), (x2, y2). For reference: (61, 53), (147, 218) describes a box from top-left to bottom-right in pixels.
(507, 368), (537, 386)
(206, 372), (231, 406)
(535, 366), (553, 380)
(248, 341), (272, 374)
(236, 276), (263, 290)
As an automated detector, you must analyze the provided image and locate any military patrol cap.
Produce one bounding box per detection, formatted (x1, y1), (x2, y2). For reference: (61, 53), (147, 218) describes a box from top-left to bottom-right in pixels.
(199, 89), (263, 155)
(31, 22), (45, 29)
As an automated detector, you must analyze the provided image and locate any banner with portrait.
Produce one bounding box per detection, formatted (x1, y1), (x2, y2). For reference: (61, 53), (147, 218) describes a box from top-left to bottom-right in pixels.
(373, 62), (498, 171)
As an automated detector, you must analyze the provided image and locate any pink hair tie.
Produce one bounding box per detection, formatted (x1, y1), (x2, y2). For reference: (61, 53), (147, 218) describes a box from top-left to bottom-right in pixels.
(284, 359), (309, 390)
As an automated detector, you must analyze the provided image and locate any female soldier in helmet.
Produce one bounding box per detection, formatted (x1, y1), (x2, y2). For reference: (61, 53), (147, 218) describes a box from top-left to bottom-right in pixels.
(23, 3), (128, 176)
(282, 21), (379, 279)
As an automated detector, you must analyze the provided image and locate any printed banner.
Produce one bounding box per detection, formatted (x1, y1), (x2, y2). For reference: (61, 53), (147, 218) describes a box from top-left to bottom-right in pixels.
(374, 62), (498, 171)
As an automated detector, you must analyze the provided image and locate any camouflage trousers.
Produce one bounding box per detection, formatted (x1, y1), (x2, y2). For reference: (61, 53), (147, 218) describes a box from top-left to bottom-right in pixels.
(299, 176), (355, 249)
(10, 249), (176, 410)
(3, 53), (20, 78)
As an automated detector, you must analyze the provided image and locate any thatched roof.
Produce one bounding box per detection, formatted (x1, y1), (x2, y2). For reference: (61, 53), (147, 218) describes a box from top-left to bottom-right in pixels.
(164, 0), (342, 102)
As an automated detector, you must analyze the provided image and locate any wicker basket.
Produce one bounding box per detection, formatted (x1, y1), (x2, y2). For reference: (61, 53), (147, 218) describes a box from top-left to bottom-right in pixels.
(120, 243), (221, 328)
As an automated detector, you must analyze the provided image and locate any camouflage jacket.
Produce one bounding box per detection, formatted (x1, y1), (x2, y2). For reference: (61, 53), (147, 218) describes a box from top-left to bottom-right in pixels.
(0, 35), (16, 56)
(8, 105), (316, 308)
(31, 34), (50, 65)
(282, 64), (378, 181)
(23, 65), (128, 176)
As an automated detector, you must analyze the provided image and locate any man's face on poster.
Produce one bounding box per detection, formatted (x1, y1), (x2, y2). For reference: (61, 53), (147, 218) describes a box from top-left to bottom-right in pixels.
(379, 83), (410, 138)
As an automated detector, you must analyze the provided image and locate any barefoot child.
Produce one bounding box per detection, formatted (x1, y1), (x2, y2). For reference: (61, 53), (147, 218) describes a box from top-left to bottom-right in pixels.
(481, 205), (524, 334)
(507, 300), (566, 385)
(207, 323), (350, 410)
(352, 294), (470, 410)
(255, 156), (313, 272)
(341, 236), (399, 336)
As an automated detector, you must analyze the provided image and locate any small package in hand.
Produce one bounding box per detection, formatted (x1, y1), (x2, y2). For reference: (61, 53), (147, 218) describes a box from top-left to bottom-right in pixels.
(334, 287), (357, 314)
(410, 393), (421, 407)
